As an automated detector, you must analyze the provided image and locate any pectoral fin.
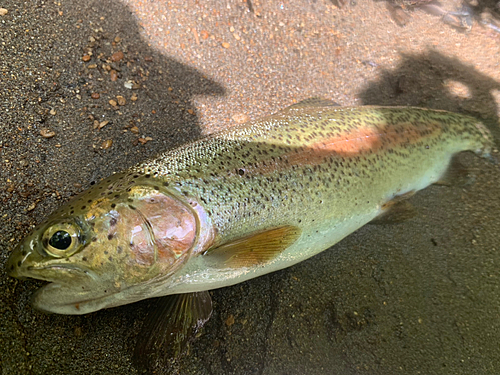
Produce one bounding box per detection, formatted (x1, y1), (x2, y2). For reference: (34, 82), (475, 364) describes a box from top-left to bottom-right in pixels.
(205, 226), (301, 268)
(133, 292), (212, 370)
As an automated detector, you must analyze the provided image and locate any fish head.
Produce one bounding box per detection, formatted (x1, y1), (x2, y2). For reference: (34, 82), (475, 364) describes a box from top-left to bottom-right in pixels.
(7, 174), (199, 315)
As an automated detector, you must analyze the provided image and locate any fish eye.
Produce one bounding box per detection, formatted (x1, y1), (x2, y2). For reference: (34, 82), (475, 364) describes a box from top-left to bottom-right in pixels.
(49, 231), (72, 250)
(42, 222), (82, 258)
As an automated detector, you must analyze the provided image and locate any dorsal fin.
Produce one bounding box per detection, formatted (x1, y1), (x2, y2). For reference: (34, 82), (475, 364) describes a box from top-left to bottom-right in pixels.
(205, 226), (301, 268)
(284, 97), (339, 110)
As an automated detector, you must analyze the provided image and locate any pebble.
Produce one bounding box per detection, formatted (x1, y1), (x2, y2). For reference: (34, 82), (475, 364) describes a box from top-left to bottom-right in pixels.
(82, 54), (91, 62)
(88, 64), (97, 69)
(101, 140), (113, 149)
(130, 126), (139, 134)
(111, 51), (124, 62)
(91, 93), (100, 99)
(40, 129), (56, 138)
(138, 137), (153, 144)
(192, 28), (200, 45)
(74, 327), (83, 337)
(200, 30), (209, 39)
(124, 81), (133, 89)
(98, 121), (109, 129)
(232, 113), (250, 124)
(225, 315), (235, 327)
(110, 70), (118, 81)
(116, 96), (126, 106)
(130, 94), (138, 101)
(0, 8), (8, 16)
(222, 42), (230, 49)
(109, 99), (118, 106)
(50, 109), (56, 115)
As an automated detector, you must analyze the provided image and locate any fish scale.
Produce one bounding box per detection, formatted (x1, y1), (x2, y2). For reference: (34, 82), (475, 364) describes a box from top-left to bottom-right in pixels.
(7, 102), (494, 316)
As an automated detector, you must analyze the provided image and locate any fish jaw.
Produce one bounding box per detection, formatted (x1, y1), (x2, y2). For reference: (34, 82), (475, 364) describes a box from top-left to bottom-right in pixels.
(14, 253), (178, 315)
(7, 226), (96, 284)
(8, 234), (183, 315)
(7, 234), (109, 314)
(30, 277), (155, 315)
(32, 280), (114, 314)
(6, 229), (122, 314)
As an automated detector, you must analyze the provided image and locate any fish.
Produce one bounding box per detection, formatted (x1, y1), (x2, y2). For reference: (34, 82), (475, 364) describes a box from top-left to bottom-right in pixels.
(6, 98), (495, 365)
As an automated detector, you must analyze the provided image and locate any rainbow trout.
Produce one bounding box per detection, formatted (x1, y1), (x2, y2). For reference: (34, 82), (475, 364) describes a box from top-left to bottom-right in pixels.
(6, 98), (494, 358)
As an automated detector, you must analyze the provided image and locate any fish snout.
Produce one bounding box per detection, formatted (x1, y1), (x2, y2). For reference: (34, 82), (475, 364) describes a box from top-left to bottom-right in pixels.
(6, 243), (30, 279)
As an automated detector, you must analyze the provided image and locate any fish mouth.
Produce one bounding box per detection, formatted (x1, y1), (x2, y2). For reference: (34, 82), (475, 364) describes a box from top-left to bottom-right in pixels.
(31, 267), (175, 315)
(7, 237), (98, 284)
(32, 280), (145, 315)
(30, 264), (99, 280)
(14, 263), (99, 285)
(32, 282), (110, 315)
(13, 262), (113, 315)
(31, 274), (120, 315)
(28, 263), (153, 315)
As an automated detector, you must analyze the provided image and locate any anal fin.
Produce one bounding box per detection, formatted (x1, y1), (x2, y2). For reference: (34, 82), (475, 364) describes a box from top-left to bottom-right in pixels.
(133, 291), (213, 371)
(371, 191), (417, 225)
(205, 225), (301, 268)
(435, 156), (474, 187)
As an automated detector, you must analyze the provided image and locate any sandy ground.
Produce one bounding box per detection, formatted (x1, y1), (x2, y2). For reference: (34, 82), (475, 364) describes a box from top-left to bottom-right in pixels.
(1, 0), (500, 374)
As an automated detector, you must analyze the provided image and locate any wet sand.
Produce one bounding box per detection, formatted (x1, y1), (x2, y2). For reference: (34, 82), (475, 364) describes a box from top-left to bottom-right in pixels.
(1, 0), (500, 373)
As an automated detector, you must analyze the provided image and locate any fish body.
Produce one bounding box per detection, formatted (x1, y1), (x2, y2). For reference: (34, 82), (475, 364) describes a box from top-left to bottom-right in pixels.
(7, 100), (494, 316)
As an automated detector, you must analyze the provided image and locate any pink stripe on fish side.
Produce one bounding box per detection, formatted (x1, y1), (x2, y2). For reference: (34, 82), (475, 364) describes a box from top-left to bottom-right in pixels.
(239, 121), (443, 175)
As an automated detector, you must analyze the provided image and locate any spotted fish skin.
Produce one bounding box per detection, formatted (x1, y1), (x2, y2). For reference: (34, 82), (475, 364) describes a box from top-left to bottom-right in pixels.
(132, 106), (493, 292)
(7, 103), (494, 314)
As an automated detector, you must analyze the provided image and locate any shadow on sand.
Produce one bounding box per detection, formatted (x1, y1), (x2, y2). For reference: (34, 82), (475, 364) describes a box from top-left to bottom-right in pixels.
(359, 50), (500, 147)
